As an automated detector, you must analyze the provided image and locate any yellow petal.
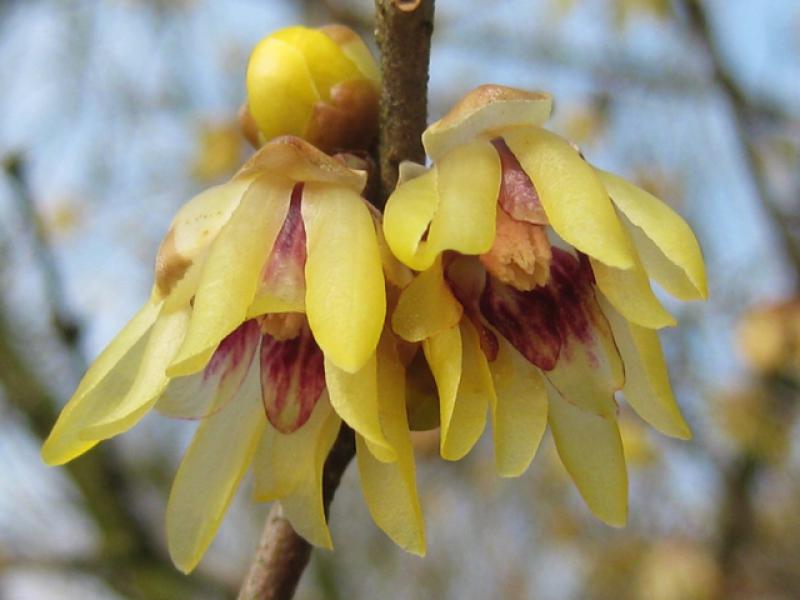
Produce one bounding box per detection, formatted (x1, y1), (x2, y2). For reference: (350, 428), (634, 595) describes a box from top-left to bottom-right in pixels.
(356, 334), (425, 555)
(166, 362), (266, 573)
(169, 175), (292, 377)
(425, 320), (491, 460)
(324, 354), (394, 461)
(590, 253), (676, 329)
(246, 38), (319, 140)
(548, 384), (628, 526)
(504, 127), (634, 269)
(253, 393), (341, 548)
(596, 169), (707, 300)
(41, 301), (159, 465)
(80, 304), (190, 440)
(391, 256), (463, 342)
(490, 336), (548, 477)
(318, 24), (380, 83)
(599, 295), (691, 439)
(302, 182), (386, 373)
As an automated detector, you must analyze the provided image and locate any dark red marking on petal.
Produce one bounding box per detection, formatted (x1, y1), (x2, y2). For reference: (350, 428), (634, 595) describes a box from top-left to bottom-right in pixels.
(260, 183), (307, 293)
(444, 255), (498, 361)
(260, 323), (325, 433)
(491, 137), (547, 225)
(204, 319), (261, 382)
(480, 248), (602, 371)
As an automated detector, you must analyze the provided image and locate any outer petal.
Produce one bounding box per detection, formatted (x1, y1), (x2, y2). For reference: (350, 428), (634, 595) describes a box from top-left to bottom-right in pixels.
(156, 320), (260, 419)
(253, 393), (341, 548)
(391, 256), (463, 342)
(590, 253), (676, 330)
(324, 354), (395, 462)
(504, 127), (634, 270)
(490, 336), (548, 477)
(548, 384), (628, 527)
(81, 304), (191, 440)
(41, 301), (159, 465)
(302, 182), (386, 373)
(596, 169), (707, 300)
(169, 176), (292, 377)
(356, 333), (425, 555)
(166, 359), (266, 573)
(599, 295), (691, 439)
(425, 320), (491, 460)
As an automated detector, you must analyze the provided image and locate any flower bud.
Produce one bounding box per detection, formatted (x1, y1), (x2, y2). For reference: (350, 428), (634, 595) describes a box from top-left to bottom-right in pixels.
(246, 25), (379, 153)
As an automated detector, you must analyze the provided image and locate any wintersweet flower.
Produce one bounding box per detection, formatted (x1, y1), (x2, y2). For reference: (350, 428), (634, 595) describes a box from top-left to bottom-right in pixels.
(42, 136), (425, 571)
(243, 24), (380, 152)
(383, 85), (707, 525)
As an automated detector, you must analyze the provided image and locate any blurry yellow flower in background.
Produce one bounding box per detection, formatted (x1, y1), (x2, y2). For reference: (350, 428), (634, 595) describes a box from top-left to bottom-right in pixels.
(42, 135), (425, 571)
(384, 84), (707, 526)
(190, 120), (244, 182)
(242, 24), (380, 153)
(736, 298), (800, 376)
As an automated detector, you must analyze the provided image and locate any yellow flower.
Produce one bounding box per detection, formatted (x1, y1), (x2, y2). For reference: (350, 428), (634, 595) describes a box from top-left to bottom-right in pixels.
(42, 136), (425, 571)
(244, 25), (380, 153)
(384, 85), (707, 526)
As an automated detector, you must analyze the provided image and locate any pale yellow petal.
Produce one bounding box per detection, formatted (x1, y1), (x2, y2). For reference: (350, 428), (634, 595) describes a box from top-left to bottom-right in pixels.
(356, 334), (425, 555)
(302, 182), (386, 373)
(391, 256), (463, 342)
(548, 384), (628, 526)
(324, 354), (395, 461)
(169, 176), (292, 376)
(590, 253), (676, 329)
(599, 295), (691, 439)
(490, 336), (548, 477)
(166, 360), (266, 573)
(80, 304), (191, 440)
(504, 127), (634, 269)
(41, 301), (159, 465)
(253, 393), (341, 548)
(596, 169), (707, 300)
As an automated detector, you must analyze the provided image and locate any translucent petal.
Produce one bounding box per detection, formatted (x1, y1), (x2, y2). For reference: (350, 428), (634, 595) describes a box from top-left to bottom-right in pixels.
(156, 320), (260, 419)
(41, 301), (159, 465)
(425, 320), (491, 461)
(490, 336), (548, 477)
(324, 354), (395, 461)
(356, 334), (425, 555)
(596, 169), (707, 300)
(391, 256), (463, 342)
(590, 253), (676, 329)
(302, 182), (386, 373)
(166, 360), (266, 573)
(81, 304), (191, 440)
(599, 295), (691, 439)
(548, 384), (628, 527)
(169, 176), (292, 377)
(253, 393), (341, 548)
(246, 38), (319, 140)
(504, 127), (634, 269)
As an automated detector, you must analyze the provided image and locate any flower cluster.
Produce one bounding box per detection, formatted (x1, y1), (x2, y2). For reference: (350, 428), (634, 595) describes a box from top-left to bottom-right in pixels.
(43, 26), (706, 571)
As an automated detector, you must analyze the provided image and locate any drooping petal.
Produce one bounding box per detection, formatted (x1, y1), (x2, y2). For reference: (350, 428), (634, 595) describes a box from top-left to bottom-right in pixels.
(41, 301), (159, 465)
(392, 256), (463, 342)
(596, 169), (707, 300)
(253, 393), (341, 548)
(356, 333), (425, 555)
(590, 253), (676, 329)
(324, 354), (395, 462)
(489, 335), (548, 477)
(424, 320), (491, 460)
(169, 176), (293, 377)
(301, 182), (386, 373)
(81, 304), (191, 440)
(548, 384), (628, 527)
(156, 320), (261, 419)
(166, 359), (266, 573)
(599, 295), (691, 439)
(504, 127), (634, 270)
(260, 326), (325, 433)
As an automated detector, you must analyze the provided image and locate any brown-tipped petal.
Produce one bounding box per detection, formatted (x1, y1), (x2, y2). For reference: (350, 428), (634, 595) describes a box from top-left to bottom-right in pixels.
(305, 79), (379, 153)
